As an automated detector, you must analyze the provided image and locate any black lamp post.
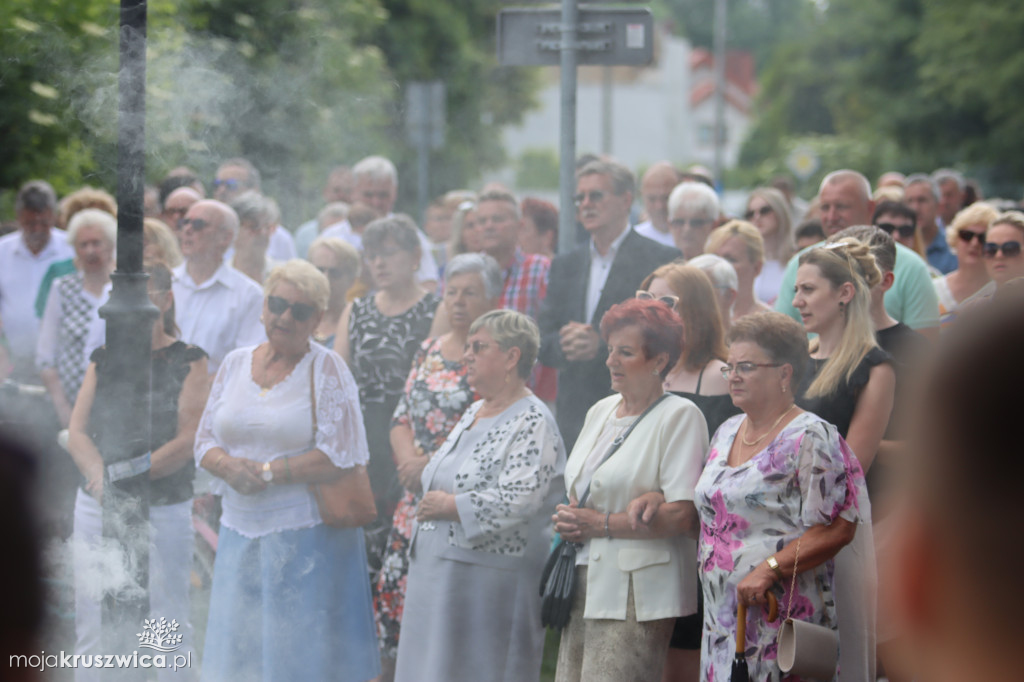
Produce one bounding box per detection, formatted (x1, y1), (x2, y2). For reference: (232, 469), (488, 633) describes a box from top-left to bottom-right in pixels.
(96, 0), (158, 669)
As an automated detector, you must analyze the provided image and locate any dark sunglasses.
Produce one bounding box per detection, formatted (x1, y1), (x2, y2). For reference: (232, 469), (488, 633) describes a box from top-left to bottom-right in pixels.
(212, 178), (241, 190)
(463, 340), (492, 355)
(316, 266), (345, 279)
(957, 229), (986, 245)
(266, 295), (316, 321)
(743, 206), (773, 220)
(573, 190), (606, 206)
(179, 217), (210, 232)
(876, 222), (916, 239)
(983, 241), (1022, 258)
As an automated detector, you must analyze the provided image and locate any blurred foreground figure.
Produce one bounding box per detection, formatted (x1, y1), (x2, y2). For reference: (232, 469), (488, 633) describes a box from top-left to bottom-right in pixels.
(891, 290), (1024, 682)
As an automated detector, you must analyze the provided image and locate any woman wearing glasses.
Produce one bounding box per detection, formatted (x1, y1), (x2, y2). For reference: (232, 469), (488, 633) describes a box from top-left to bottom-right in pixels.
(743, 188), (795, 305)
(793, 239), (896, 682)
(197, 260), (380, 681)
(307, 236), (360, 348)
(932, 202), (999, 327)
(393, 310), (564, 682)
(693, 311), (863, 681)
(552, 298), (708, 682)
(982, 211), (1024, 290)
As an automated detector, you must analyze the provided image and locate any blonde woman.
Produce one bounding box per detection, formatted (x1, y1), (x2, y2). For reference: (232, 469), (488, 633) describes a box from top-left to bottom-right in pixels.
(793, 238), (896, 682)
(743, 188), (795, 304)
(933, 202), (999, 326)
(307, 236), (360, 347)
(705, 220), (772, 321)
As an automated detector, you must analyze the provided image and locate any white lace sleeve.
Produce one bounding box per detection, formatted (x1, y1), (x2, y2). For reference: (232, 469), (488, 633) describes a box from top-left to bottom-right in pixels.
(313, 349), (369, 469)
(194, 348), (239, 465)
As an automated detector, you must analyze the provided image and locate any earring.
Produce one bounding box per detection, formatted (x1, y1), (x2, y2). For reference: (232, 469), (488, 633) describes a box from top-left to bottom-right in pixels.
(838, 301), (846, 315)
(781, 384), (787, 394)
(652, 367), (661, 376)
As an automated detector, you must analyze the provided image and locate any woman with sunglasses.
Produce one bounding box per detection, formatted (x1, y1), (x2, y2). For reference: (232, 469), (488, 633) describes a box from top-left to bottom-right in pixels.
(932, 202), (999, 327)
(637, 264), (737, 681)
(394, 310), (564, 682)
(793, 239), (896, 682)
(744, 188), (795, 305)
(197, 260), (380, 681)
(982, 211), (1024, 290)
(307, 236), (360, 348)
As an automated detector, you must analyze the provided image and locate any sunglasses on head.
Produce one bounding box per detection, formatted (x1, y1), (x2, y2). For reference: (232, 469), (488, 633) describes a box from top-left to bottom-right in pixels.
(744, 206), (773, 220)
(957, 229), (986, 245)
(876, 222), (916, 239)
(983, 241), (1022, 258)
(179, 217), (209, 232)
(635, 290), (679, 308)
(266, 295), (316, 322)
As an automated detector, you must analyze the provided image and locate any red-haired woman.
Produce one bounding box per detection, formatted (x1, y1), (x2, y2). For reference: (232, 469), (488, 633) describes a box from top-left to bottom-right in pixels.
(552, 298), (709, 682)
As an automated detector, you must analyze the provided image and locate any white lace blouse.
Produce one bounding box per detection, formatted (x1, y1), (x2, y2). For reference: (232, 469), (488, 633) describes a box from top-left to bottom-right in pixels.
(194, 343), (369, 537)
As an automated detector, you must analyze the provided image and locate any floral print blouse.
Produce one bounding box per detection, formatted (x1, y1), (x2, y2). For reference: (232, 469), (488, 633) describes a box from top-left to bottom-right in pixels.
(695, 411), (864, 682)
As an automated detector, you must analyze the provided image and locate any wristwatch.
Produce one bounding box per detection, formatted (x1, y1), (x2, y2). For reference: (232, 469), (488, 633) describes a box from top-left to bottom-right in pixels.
(766, 555), (784, 580)
(261, 461), (274, 483)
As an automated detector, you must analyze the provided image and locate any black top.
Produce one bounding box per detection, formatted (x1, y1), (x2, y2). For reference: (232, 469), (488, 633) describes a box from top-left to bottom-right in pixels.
(876, 322), (929, 370)
(90, 341), (207, 506)
(670, 365), (740, 440)
(796, 346), (891, 440)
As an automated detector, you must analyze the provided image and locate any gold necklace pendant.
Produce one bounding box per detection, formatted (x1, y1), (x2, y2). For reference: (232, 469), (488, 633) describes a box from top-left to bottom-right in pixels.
(740, 404), (796, 447)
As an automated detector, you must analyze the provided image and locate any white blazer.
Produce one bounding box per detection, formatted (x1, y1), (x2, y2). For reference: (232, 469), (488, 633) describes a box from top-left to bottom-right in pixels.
(563, 393), (709, 621)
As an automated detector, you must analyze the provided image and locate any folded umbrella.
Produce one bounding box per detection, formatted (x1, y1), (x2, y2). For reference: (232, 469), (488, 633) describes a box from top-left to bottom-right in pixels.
(731, 592), (779, 681)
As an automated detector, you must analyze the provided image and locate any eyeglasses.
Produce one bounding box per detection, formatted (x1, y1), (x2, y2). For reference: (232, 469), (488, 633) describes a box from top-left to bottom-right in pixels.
(670, 217), (713, 231)
(316, 266), (345, 279)
(463, 340), (491, 355)
(212, 178), (241, 190)
(266, 295), (317, 322)
(573, 190), (606, 206)
(179, 217), (209, 232)
(983, 241), (1022, 258)
(720, 362), (782, 379)
(744, 206), (773, 220)
(876, 222), (916, 239)
(957, 229), (987, 245)
(635, 290), (679, 308)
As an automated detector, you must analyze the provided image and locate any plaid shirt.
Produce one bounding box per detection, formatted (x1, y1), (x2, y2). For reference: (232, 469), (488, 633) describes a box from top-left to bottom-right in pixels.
(500, 250), (550, 321)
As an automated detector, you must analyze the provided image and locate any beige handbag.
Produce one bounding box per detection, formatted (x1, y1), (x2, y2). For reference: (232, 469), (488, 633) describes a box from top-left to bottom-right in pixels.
(775, 537), (839, 680)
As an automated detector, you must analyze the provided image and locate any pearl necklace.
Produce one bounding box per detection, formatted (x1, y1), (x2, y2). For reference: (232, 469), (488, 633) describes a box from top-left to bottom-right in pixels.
(740, 404), (797, 447)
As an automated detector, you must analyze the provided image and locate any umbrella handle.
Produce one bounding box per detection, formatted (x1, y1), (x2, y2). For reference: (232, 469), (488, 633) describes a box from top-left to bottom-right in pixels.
(736, 601), (747, 652)
(766, 591), (779, 622)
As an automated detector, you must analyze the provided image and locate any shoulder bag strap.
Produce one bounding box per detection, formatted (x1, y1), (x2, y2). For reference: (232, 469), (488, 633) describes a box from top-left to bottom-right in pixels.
(577, 392), (669, 508)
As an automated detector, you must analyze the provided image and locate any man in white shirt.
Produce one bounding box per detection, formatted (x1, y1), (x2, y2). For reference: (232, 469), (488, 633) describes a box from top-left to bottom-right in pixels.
(633, 161), (681, 247)
(0, 180), (74, 380)
(173, 200), (266, 374)
(321, 155), (439, 289)
(667, 181), (721, 260)
(213, 157), (297, 262)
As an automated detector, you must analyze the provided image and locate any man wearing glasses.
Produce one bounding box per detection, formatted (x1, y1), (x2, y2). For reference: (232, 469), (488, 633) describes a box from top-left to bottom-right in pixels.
(172, 200), (265, 374)
(667, 181), (721, 260)
(538, 159), (679, 449)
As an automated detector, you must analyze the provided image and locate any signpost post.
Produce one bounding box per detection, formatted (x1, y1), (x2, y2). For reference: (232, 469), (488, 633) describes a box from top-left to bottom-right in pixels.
(406, 81), (446, 222)
(497, 3), (654, 254)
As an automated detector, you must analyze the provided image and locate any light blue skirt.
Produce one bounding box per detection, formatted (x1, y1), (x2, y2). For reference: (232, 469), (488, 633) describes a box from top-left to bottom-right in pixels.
(201, 523), (380, 682)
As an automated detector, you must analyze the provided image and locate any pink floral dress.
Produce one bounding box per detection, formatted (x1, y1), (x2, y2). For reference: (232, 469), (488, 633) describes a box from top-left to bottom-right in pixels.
(373, 337), (474, 660)
(695, 411), (864, 682)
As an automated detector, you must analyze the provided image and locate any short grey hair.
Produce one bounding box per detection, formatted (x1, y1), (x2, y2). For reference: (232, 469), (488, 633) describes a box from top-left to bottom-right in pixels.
(67, 208), (117, 247)
(230, 191), (270, 227)
(218, 157), (261, 189)
(15, 180), (57, 213)
(362, 213), (422, 254)
(905, 173), (940, 200)
(819, 170), (871, 203)
(264, 259), (329, 313)
(576, 159), (635, 196)
(668, 181), (719, 219)
(932, 168), (965, 191)
(317, 202), (349, 229)
(445, 252), (504, 300)
(687, 253), (738, 292)
(469, 309), (540, 380)
(353, 155), (398, 185)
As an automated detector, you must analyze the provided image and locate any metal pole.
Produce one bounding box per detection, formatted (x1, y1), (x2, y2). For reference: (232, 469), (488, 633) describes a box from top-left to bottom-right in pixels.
(557, 0), (578, 255)
(99, 0), (158, 668)
(712, 0), (727, 190)
(417, 135), (429, 227)
(601, 66), (613, 154)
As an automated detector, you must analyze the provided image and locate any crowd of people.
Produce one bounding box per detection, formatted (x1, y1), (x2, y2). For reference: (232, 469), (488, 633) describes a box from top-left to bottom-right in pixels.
(1, 154), (1022, 682)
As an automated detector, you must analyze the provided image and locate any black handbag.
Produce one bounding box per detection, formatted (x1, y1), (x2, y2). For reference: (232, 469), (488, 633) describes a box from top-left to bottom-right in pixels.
(539, 394), (669, 630)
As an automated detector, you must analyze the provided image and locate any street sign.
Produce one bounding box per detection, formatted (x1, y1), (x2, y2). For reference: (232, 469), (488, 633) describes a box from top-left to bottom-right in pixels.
(497, 7), (654, 67)
(405, 80), (446, 150)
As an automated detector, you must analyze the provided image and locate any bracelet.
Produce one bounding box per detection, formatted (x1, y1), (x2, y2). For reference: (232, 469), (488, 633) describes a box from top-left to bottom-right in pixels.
(604, 511), (611, 538)
(766, 555), (784, 580)
(283, 456), (293, 484)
